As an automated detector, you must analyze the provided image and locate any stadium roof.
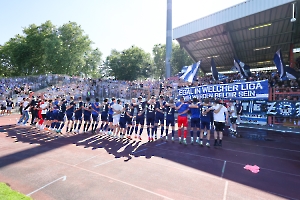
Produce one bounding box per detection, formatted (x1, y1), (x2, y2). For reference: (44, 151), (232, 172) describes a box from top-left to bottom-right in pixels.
(173, 0), (300, 73)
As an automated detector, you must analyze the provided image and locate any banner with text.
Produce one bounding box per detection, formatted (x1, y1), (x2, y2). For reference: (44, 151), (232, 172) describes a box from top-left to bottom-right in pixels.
(266, 101), (300, 118)
(240, 100), (268, 125)
(177, 80), (269, 100)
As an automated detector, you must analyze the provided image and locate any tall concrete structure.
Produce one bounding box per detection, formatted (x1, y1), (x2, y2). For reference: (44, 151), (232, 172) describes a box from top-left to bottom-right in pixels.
(165, 0), (172, 78)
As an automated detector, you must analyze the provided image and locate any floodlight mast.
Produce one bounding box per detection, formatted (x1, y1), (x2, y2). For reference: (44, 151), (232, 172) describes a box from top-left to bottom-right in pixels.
(165, 0), (172, 78)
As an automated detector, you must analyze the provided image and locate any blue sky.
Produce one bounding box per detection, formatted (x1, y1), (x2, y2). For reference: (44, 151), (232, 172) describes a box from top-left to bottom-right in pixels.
(0, 0), (245, 58)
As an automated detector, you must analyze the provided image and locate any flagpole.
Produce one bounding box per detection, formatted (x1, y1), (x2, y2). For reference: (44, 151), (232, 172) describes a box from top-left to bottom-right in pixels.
(165, 0), (172, 78)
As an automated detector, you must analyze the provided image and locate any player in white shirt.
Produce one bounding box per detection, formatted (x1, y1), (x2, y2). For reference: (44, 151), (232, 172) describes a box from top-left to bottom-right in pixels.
(211, 99), (229, 147)
(17, 97), (30, 125)
(111, 99), (123, 138)
(228, 101), (238, 135)
(38, 99), (49, 129)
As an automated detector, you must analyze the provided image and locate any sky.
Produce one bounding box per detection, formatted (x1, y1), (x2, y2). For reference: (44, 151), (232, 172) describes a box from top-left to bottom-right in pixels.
(0, 0), (245, 59)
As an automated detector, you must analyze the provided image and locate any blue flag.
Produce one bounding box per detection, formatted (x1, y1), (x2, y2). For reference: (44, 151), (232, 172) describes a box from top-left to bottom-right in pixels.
(211, 58), (228, 81)
(285, 66), (300, 80)
(234, 58), (251, 78)
(180, 61), (201, 82)
(273, 49), (287, 80)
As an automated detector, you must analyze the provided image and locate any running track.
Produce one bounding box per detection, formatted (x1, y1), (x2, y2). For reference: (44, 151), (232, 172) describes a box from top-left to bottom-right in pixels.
(0, 114), (299, 200)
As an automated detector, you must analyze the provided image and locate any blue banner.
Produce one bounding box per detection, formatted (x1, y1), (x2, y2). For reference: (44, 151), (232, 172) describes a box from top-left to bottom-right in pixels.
(266, 101), (300, 118)
(177, 80), (269, 100)
(240, 100), (268, 125)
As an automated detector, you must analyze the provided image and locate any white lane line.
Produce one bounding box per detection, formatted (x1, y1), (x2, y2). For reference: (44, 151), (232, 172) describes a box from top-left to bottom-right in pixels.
(223, 181), (228, 200)
(132, 158), (221, 181)
(269, 191), (299, 200)
(94, 158), (119, 167)
(49, 159), (173, 200)
(74, 155), (101, 166)
(221, 161), (227, 178)
(155, 142), (167, 147)
(77, 135), (100, 143)
(132, 148), (148, 154)
(149, 146), (300, 177)
(27, 176), (66, 196)
(222, 147), (300, 163)
(226, 140), (300, 153)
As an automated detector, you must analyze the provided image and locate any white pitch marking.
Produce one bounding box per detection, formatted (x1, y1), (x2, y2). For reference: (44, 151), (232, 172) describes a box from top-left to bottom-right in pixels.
(133, 148), (148, 154)
(77, 135), (99, 143)
(26, 176), (66, 196)
(49, 159), (173, 200)
(117, 141), (135, 153)
(221, 161), (227, 178)
(73, 154), (101, 166)
(150, 146), (300, 177)
(223, 181), (228, 200)
(155, 142), (167, 147)
(94, 158), (119, 167)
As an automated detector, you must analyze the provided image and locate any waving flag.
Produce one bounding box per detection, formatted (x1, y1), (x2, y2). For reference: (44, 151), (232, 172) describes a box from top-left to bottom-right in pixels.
(211, 58), (219, 80)
(244, 64), (251, 77)
(180, 61), (201, 82)
(234, 58), (251, 78)
(273, 49), (287, 79)
(211, 58), (228, 81)
(285, 66), (300, 80)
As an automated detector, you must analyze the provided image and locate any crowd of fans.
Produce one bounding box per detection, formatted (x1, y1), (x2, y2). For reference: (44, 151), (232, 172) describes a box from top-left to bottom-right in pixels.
(160, 70), (300, 101)
(1, 69), (300, 111)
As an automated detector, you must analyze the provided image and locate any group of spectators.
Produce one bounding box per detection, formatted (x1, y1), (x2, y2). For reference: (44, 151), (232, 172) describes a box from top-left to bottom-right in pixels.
(0, 75), (67, 100)
(159, 70), (300, 101)
(1, 69), (300, 113)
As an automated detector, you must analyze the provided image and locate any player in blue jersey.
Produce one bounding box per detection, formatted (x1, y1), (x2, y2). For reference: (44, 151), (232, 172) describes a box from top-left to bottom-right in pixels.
(154, 95), (166, 139)
(119, 103), (128, 139)
(125, 98), (135, 139)
(146, 96), (156, 142)
(44, 99), (53, 130)
(91, 98), (101, 134)
(188, 98), (201, 144)
(82, 97), (92, 133)
(199, 98), (214, 147)
(65, 96), (75, 133)
(50, 104), (59, 131)
(175, 97), (189, 145)
(73, 97), (83, 134)
(134, 96), (146, 140)
(107, 97), (116, 135)
(55, 98), (67, 133)
(165, 99), (175, 141)
(99, 98), (109, 134)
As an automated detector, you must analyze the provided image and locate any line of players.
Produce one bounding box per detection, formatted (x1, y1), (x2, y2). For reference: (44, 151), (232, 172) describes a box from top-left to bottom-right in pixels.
(17, 95), (238, 147)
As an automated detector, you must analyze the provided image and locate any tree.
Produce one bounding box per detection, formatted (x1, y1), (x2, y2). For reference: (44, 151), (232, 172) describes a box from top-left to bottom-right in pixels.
(0, 21), (102, 77)
(105, 46), (152, 81)
(152, 44), (166, 79)
(83, 48), (102, 78)
(170, 43), (194, 75)
(43, 21), (100, 76)
(152, 43), (194, 78)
